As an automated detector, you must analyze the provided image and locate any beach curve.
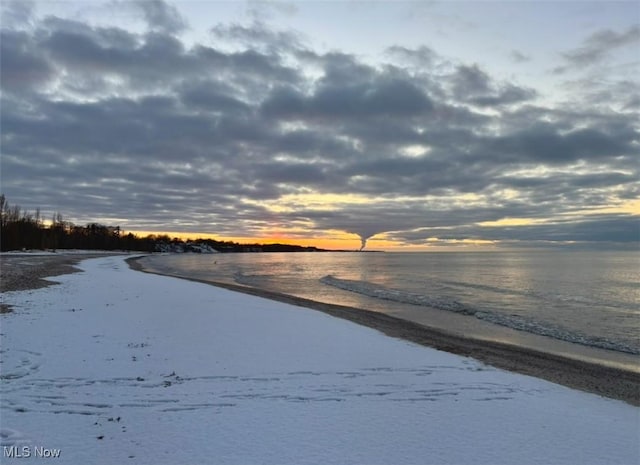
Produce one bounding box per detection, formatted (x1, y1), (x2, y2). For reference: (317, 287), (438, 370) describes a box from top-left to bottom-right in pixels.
(127, 255), (640, 406)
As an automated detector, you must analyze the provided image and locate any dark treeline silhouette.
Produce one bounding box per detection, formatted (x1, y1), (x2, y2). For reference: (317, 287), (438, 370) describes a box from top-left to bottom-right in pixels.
(0, 195), (325, 253)
(0, 195), (154, 252)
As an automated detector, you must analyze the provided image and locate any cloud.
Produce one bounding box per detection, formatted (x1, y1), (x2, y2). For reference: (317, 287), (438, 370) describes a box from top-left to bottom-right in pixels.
(262, 76), (434, 120)
(487, 122), (634, 164)
(386, 45), (438, 67)
(555, 25), (640, 73)
(385, 214), (640, 245)
(211, 20), (305, 54)
(0, 29), (54, 92)
(130, 0), (187, 35)
(509, 50), (530, 63)
(0, 4), (637, 248)
(245, 0), (298, 22)
(1, 0), (35, 29)
(449, 64), (536, 107)
(179, 80), (251, 115)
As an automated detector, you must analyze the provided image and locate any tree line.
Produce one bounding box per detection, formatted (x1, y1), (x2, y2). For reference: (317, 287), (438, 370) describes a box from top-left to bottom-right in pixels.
(0, 195), (325, 253)
(0, 195), (154, 251)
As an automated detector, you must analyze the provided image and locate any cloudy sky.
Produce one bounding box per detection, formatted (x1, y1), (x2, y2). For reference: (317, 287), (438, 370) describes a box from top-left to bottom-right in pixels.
(1, 0), (638, 250)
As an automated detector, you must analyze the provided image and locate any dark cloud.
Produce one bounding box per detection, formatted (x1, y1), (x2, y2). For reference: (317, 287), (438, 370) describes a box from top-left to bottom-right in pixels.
(262, 76), (433, 120)
(487, 122), (635, 164)
(450, 64), (536, 107)
(623, 95), (640, 110)
(0, 30), (53, 92)
(1, 5), (637, 248)
(179, 80), (251, 115)
(470, 84), (536, 107)
(385, 214), (640, 245)
(452, 64), (492, 96)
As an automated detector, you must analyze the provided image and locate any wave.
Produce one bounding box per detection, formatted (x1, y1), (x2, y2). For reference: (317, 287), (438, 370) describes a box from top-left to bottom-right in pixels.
(233, 271), (276, 287)
(320, 275), (640, 355)
(320, 275), (474, 315)
(233, 271), (258, 286)
(441, 279), (636, 312)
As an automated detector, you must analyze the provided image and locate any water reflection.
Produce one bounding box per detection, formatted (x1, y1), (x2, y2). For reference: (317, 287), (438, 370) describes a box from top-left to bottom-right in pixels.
(139, 251), (640, 370)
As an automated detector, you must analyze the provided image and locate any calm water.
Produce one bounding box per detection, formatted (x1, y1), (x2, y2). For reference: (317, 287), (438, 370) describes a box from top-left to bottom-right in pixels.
(140, 250), (640, 361)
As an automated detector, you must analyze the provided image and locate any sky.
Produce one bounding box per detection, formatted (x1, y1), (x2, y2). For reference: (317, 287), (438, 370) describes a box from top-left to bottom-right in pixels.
(1, 0), (638, 251)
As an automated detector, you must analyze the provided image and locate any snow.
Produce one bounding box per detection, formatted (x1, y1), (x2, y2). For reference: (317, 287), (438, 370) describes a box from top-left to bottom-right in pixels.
(1, 256), (638, 465)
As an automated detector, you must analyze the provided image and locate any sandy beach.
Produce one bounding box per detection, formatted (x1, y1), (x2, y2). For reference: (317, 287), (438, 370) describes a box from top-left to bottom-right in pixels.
(0, 253), (115, 313)
(0, 253), (127, 293)
(2, 253), (639, 405)
(1, 254), (92, 292)
(126, 256), (640, 406)
(1, 254), (638, 464)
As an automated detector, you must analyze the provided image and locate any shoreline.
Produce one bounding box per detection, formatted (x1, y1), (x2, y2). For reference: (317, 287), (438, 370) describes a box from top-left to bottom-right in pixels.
(126, 256), (640, 406)
(0, 253), (118, 313)
(2, 253), (638, 405)
(0, 252), (127, 292)
(3, 255), (637, 464)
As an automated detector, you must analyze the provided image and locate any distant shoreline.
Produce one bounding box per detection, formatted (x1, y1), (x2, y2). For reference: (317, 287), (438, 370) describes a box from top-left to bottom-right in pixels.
(126, 255), (640, 406)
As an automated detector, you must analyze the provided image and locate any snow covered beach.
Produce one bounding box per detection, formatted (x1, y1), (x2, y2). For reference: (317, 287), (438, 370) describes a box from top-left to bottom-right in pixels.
(1, 255), (638, 464)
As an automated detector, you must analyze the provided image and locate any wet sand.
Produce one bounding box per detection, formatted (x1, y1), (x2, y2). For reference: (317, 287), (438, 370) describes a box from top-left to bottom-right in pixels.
(2, 254), (638, 405)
